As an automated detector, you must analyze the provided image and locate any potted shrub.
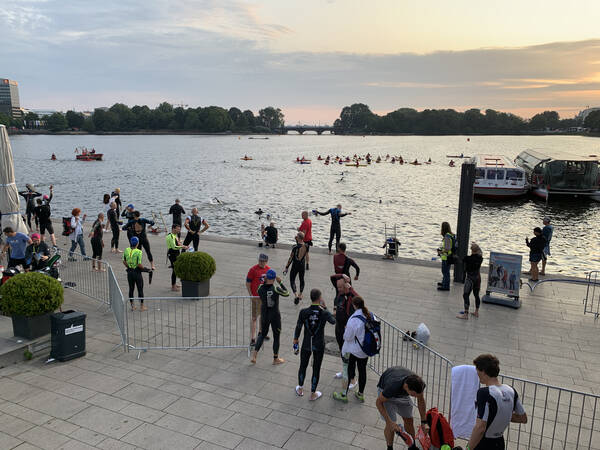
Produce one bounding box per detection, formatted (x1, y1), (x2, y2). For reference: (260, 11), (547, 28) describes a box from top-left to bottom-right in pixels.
(174, 251), (216, 297)
(1, 272), (64, 339)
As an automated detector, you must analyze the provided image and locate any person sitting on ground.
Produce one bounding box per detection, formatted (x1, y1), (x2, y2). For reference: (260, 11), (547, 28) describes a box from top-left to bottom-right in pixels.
(525, 227), (546, 282)
(457, 243), (483, 320)
(24, 233), (50, 271)
(263, 221), (278, 248)
(2, 227), (32, 268)
(375, 366), (428, 449)
(541, 217), (553, 276)
(333, 242), (360, 281)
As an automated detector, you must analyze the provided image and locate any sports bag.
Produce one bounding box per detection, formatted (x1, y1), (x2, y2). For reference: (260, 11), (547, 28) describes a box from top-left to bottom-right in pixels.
(62, 217), (74, 236)
(427, 407), (455, 448)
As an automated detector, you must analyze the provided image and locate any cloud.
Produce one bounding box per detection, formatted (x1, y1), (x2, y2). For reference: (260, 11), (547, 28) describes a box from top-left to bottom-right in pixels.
(1, 2), (599, 122)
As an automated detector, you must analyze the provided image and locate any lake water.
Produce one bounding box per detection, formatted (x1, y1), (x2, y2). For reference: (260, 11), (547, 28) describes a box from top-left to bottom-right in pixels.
(9, 133), (600, 276)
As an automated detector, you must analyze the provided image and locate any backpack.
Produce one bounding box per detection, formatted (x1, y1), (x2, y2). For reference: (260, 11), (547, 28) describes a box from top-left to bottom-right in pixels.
(62, 217), (74, 236)
(426, 407), (455, 448)
(447, 233), (458, 265)
(37, 204), (51, 222)
(353, 313), (381, 356)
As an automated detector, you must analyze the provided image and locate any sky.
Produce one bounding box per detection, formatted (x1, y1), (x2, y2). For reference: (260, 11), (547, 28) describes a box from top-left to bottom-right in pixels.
(2, 0), (600, 124)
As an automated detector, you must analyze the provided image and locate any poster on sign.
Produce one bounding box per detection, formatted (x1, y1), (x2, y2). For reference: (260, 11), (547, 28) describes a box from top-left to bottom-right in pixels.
(486, 252), (521, 298)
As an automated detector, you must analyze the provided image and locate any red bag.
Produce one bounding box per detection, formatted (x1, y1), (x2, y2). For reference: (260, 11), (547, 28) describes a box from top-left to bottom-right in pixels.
(427, 407), (455, 448)
(417, 425), (431, 450)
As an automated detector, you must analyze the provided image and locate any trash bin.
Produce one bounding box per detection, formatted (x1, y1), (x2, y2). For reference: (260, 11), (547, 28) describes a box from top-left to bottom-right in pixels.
(50, 310), (86, 361)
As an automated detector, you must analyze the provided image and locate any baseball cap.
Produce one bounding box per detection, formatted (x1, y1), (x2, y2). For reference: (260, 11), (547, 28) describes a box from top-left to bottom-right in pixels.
(43, 195), (49, 200)
(130, 237), (139, 246)
(31, 233), (41, 240)
(258, 253), (268, 261)
(266, 269), (276, 280)
(543, 217), (551, 223)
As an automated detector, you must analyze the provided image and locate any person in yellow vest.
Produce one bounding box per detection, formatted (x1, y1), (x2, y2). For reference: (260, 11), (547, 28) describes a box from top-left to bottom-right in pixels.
(123, 236), (147, 311)
(437, 222), (455, 291)
(166, 224), (188, 291)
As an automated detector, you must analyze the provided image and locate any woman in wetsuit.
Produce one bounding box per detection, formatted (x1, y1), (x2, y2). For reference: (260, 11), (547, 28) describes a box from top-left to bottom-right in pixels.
(284, 232), (309, 305)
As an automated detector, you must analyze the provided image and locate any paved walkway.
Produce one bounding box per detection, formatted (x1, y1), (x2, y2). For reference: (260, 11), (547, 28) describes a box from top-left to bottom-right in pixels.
(0, 229), (598, 449)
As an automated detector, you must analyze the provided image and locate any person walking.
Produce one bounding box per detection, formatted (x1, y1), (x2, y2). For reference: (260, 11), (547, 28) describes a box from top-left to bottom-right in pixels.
(101, 194), (111, 230)
(183, 208), (209, 251)
(283, 232), (309, 305)
(333, 296), (371, 403)
(437, 221), (455, 291)
(298, 211), (313, 270)
(250, 269), (289, 365)
(18, 184), (41, 231)
(122, 211), (156, 270)
(246, 253), (271, 345)
(169, 199), (185, 227)
(315, 204), (350, 254)
(333, 242), (360, 281)
(540, 217), (553, 276)
(69, 208), (87, 257)
(166, 224), (188, 291)
(107, 202), (122, 253)
(375, 367), (428, 449)
(457, 243), (483, 319)
(467, 354), (527, 450)
(123, 237), (147, 311)
(293, 288), (335, 401)
(88, 213), (105, 271)
(525, 227), (546, 282)
(1, 227), (32, 268)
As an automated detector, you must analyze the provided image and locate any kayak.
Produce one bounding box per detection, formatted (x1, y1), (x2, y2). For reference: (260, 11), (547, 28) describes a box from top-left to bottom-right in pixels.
(296, 161), (311, 164)
(240, 157), (253, 160)
(446, 155), (470, 158)
(346, 163), (368, 167)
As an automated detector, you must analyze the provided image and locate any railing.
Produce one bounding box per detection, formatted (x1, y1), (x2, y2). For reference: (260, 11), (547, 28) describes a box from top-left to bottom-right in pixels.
(368, 317), (453, 416)
(125, 296), (252, 358)
(584, 271), (600, 319)
(56, 248), (109, 305)
(108, 265), (127, 350)
(501, 374), (600, 449)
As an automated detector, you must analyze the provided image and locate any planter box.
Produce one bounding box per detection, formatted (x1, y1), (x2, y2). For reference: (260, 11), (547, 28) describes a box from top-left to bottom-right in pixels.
(181, 280), (210, 298)
(12, 313), (52, 340)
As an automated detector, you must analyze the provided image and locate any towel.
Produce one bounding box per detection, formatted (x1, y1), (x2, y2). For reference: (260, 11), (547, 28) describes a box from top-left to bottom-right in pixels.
(450, 364), (480, 439)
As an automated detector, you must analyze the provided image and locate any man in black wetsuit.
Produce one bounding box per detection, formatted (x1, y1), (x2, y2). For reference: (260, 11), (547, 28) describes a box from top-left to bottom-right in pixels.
(34, 185), (56, 247)
(293, 288), (335, 401)
(283, 232), (308, 305)
(333, 242), (360, 281)
(183, 208), (209, 252)
(168, 199), (185, 227)
(122, 211), (156, 270)
(251, 269), (289, 365)
(107, 202), (122, 253)
(315, 204), (350, 254)
(18, 184), (41, 230)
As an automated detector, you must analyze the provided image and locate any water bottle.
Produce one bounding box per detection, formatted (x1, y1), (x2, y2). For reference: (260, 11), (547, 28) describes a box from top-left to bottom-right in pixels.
(293, 343), (299, 355)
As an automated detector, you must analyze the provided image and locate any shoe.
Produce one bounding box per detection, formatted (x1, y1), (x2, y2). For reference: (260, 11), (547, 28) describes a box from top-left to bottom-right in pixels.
(395, 423), (414, 446)
(437, 282), (443, 286)
(348, 380), (357, 390)
(250, 339), (256, 347)
(309, 391), (322, 401)
(332, 392), (348, 403)
(295, 385), (304, 396)
(354, 391), (365, 403)
(334, 372), (343, 379)
(437, 287), (450, 291)
(264, 336), (270, 341)
(294, 297), (300, 305)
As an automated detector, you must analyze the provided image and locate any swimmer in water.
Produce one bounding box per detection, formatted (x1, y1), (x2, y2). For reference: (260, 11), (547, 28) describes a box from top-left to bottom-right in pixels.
(255, 208), (264, 216)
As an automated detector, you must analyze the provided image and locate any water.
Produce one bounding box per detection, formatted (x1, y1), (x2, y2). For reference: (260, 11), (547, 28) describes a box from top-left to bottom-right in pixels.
(9, 134), (600, 276)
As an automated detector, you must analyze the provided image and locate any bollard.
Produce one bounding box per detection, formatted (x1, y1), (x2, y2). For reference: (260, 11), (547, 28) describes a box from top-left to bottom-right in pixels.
(454, 162), (475, 282)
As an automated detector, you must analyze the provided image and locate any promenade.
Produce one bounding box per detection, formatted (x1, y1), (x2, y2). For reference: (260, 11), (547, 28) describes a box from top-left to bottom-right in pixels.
(0, 228), (598, 449)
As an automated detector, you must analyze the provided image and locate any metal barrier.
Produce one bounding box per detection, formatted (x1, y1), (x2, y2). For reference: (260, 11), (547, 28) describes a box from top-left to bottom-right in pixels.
(501, 374), (600, 449)
(108, 265), (127, 350)
(125, 296), (252, 358)
(56, 248), (110, 305)
(584, 271), (600, 319)
(368, 317), (453, 416)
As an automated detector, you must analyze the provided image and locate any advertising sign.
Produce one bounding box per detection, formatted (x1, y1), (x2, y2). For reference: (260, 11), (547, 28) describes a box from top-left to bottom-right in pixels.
(486, 252), (522, 298)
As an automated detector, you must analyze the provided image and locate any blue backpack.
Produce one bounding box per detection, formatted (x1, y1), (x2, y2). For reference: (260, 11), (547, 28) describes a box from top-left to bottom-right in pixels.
(353, 313), (381, 356)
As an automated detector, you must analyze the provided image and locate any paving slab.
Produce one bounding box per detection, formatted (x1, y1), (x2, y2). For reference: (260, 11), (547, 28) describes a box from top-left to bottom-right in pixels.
(121, 422), (200, 450)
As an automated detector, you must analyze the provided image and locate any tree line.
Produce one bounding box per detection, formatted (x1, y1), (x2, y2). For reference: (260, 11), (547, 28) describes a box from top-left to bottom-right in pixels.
(0, 103), (285, 133)
(332, 104), (599, 134)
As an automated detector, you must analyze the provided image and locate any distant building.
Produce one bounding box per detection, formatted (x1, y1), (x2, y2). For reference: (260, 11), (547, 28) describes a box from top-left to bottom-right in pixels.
(31, 109), (58, 117)
(0, 78), (22, 118)
(577, 107), (600, 122)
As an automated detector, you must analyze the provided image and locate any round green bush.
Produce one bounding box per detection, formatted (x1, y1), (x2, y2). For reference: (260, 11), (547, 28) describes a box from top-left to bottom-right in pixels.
(174, 251), (216, 282)
(1, 272), (64, 317)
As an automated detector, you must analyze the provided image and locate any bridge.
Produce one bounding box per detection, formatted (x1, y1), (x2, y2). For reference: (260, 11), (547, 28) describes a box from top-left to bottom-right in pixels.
(279, 125), (336, 135)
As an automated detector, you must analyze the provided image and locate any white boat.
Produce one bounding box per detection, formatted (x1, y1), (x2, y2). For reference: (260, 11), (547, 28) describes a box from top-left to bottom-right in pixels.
(471, 154), (529, 199)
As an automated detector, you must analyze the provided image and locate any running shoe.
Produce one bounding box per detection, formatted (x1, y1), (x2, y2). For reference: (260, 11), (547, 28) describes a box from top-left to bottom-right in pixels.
(294, 297), (300, 305)
(334, 372), (343, 379)
(349, 380), (357, 390)
(395, 423), (414, 446)
(332, 392), (348, 403)
(354, 391), (365, 403)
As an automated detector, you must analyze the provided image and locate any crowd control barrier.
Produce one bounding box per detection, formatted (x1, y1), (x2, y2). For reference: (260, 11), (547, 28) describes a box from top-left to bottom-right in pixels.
(584, 271), (600, 319)
(56, 248), (110, 306)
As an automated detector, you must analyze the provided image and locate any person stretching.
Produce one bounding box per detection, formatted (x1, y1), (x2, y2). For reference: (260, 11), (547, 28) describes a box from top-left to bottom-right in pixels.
(315, 204), (350, 254)
(284, 232), (309, 305)
(294, 289), (335, 401)
(166, 224), (188, 291)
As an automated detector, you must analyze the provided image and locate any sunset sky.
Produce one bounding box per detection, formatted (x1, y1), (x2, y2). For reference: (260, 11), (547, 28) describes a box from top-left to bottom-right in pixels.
(2, 0), (600, 123)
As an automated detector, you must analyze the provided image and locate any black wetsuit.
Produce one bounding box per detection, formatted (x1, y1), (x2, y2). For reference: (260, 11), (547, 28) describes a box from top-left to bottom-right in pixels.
(183, 214), (203, 251)
(34, 196), (53, 235)
(317, 208), (348, 252)
(111, 191), (122, 216)
(294, 304), (336, 392)
(463, 253), (483, 310)
(287, 243), (308, 294)
(90, 219), (104, 259)
(255, 283), (286, 356)
(19, 190), (41, 229)
(122, 218), (155, 263)
(107, 209), (120, 249)
(169, 203), (185, 226)
(333, 288), (357, 351)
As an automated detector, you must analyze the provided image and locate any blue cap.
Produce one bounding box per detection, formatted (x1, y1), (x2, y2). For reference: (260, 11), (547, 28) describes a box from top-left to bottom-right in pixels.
(258, 253), (268, 261)
(266, 269), (276, 280)
(130, 237), (139, 246)
(127, 204), (134, 209)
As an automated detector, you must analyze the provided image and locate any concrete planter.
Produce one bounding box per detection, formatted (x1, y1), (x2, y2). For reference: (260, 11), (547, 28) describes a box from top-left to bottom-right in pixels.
(12, 313), (52, 340)
(181, 279), (210, 298)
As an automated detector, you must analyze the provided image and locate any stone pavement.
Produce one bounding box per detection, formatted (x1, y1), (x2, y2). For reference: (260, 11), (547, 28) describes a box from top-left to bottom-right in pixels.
(0, 229), (598, 449)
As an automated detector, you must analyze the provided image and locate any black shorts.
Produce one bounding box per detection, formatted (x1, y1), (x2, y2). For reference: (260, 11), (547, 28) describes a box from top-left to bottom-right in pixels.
(305, 240), (313, 250)
(40, 221), (54, 235)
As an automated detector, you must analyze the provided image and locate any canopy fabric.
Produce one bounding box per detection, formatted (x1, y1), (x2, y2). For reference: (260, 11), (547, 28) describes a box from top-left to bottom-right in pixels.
(0, 125), (28, 234)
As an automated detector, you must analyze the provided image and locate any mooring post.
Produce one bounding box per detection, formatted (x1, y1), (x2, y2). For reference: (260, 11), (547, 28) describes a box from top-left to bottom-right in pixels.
(454, 162), (476, 282)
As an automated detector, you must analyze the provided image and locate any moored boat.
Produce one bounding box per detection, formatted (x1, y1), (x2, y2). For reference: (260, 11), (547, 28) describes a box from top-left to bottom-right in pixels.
(472, 154), (529, 199)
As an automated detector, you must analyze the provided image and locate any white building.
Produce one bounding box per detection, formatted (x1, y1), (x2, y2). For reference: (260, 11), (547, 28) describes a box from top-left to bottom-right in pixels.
(577, 107), (600, 122)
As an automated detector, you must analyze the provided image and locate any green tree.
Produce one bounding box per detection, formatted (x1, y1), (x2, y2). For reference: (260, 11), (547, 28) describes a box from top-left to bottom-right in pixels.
(45, 112), (68, 132)
(529, 111), (560, 131)
(132, 105), (152, 129)
(243, 110), (256, 128)
(66, 110), (85, 129)
(584, 110), (600, 131)
(109, 103), (136, 130)
(183, 110), (200, 130)
(92, 109), (119, 131)
(203, 106), (232, 132)
(24, 112), (39, 129)
(337, 103), (376, 132)
(258, 107), (284, 130)
(0, 113), (10, 126)
(82, 117), (96, 132)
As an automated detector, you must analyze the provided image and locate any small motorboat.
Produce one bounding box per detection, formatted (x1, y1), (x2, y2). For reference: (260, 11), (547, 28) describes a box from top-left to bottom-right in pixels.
(75, 147), (103, 161)
(241, 156), (253, 160)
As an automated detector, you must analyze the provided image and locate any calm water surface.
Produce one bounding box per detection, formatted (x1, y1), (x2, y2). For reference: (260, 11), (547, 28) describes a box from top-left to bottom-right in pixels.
(9, 134), (600, 276)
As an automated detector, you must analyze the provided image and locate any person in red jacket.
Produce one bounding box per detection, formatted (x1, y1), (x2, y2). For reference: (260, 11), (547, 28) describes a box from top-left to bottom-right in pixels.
(297, 211), (313, 270)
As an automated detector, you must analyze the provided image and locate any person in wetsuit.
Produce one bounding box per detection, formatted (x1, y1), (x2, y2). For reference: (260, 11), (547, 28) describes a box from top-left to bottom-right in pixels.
(333, 242), (360, 281)
(123, 237), (147, 311)
(110, 188), (122, 216)
(293, 288), (336, 401)
(169, 199), (185, 227)
(166, 223), (188, 291)
(18, 184), (41, 230)
(315, 204), (350, 254)
(107, 202), (122, 253)
(121, 204), (135, 233)
(284, 232), (309, 305)
(183, 207), (209, 251)
(250, 269), (289, 365)
(122, 210), (156, 270)
(34, 185), (56, 246)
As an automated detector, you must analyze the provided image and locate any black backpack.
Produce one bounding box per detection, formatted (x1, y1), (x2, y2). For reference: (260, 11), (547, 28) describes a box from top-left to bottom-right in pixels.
(448, 233), (458, 265)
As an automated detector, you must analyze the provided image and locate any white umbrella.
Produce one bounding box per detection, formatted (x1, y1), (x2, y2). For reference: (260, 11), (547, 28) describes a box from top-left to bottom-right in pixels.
(0, 125), (28, 234)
